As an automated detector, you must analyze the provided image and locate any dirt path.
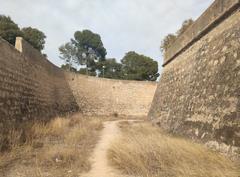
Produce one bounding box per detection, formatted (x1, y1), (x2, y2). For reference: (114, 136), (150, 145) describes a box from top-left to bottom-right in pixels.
(81, 120), (133, 177)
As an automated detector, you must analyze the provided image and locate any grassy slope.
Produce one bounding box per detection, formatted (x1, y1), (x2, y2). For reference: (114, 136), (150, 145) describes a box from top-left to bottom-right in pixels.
(108, 121), (240, 177)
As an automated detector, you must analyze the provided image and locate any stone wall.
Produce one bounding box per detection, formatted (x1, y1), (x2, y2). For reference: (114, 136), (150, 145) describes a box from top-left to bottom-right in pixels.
(164, 0), (240, 65)
(0, 36), (157, 131)
(0, 37), (78, 131)
(66, 73), (157, 116)
(149, 0), (240, 157)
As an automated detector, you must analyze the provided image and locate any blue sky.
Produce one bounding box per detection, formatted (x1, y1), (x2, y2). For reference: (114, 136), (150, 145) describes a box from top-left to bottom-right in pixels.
(1, 0), (213, 72)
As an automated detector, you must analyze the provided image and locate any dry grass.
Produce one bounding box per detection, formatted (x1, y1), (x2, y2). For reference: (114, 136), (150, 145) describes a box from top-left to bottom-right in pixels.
(108, 122), (240, 177)
(0, 114), (104, 177)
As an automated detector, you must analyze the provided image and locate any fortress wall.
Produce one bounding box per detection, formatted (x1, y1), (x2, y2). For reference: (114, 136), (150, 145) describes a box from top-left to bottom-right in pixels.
(149, 0), (240, 156)
(0, 35), (157, 131)
(0, 37), (78, 130)
(66, 73), (157, 116)
(164, 0), (240, 65)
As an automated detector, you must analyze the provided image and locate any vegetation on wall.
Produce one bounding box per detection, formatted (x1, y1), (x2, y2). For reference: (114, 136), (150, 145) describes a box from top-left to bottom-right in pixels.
(160, 19), (194, 53)
(0, 15), (46, 52)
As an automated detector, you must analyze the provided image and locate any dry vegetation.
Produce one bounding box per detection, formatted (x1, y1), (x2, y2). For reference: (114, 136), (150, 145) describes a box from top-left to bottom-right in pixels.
(0, 113), (103, 177)
(108, 121), (240, 177)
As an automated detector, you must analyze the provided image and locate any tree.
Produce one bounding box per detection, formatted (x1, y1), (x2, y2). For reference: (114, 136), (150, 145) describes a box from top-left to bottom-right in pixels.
(97, 58), (123, 79)
(59, 29), (107, 76)
(72, 30), (107, 70)
(73, 30), (107, 63)
(0, 15), (47, 51)
(59, 42), (78, 71)
(22, 27), (46, 52)
(0, 15), (22, 45)
(121, 51), (159, 81)
(78, 68), (96, 76)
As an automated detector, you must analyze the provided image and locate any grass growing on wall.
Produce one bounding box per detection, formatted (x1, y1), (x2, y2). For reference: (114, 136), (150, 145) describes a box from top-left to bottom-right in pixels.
(0, 114), (103, 177)
(108, 121), (240, 177)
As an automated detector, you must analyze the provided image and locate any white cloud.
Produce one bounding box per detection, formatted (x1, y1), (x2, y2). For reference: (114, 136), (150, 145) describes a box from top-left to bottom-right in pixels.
(0, 0), (213, 72)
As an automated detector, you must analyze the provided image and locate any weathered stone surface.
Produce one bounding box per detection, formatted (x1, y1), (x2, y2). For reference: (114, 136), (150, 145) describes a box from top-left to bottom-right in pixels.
(66, 73), (157, 116)
(164, 0), (240, 65)
(149, 1), (240, 158)
(0, 37), (79, 128)
(0, 37), (157, 134)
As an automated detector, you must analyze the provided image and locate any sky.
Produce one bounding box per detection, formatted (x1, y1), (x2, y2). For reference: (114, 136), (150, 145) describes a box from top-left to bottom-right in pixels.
(0, 0), (214, 72)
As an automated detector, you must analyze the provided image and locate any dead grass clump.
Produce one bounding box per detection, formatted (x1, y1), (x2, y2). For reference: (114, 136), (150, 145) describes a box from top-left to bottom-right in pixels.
(0, 116), (70, 152)
(0, 114), (104, 176)
(64, 126), (88, 145)
(38, 146), (78, 166)
(108, 122), (240, 177)
(47, 117), (70, 136)
(30, 117), (70, 137)
(36, 116), (103, 175)
(3, 129), (23, 150)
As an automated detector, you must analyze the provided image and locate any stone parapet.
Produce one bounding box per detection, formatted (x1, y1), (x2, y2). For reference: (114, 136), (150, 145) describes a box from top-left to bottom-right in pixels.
(163, 0), (240, 66)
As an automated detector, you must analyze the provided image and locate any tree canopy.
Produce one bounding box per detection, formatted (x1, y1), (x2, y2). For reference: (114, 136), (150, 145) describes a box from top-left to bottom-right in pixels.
(97, 58), (123, 79)
(59, 30), (159, 81)
(0, 15), (22, 45)
(22, 27), (46, 52)
(73, 30), (107, 63)
(0, 15), (46, 52)
(59, 29), (107, 75)
(59, 42), (78, 69)
(121, 51), (159, 81)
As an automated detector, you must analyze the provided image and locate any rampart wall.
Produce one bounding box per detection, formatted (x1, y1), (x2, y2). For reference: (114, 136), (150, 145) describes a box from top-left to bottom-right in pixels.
(66, 73), (157, 116)
(0, 36), (156, 134)
(149, 0), (240, 157)
(0, 37), (79, 131)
